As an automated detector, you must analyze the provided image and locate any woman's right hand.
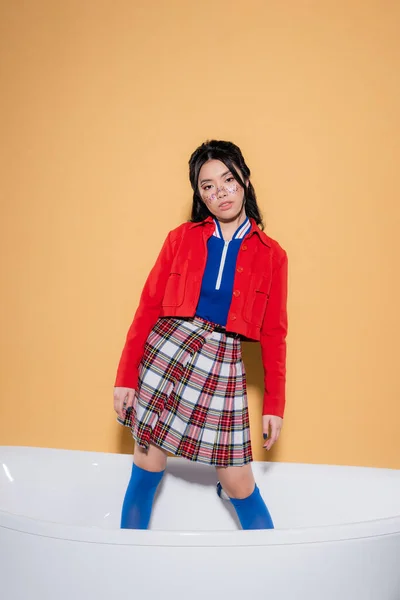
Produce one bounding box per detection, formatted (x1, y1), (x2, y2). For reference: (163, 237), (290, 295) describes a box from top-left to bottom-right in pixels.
(113, 387), (135, 420)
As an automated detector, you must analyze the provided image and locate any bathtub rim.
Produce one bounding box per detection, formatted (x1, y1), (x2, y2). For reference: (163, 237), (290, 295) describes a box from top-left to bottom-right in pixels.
(1, 445), (400, 547)
(1, 509), (400, 547)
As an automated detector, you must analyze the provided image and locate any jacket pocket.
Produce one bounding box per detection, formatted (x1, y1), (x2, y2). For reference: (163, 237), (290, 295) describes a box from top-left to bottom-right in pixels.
(162, 269), (187, 308)
(243, 275), (271, 327)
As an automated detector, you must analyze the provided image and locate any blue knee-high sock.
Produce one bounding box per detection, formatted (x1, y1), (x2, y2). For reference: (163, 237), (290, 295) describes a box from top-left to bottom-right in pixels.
(120, 463), (165, 530)
(229, 484), (274, 530)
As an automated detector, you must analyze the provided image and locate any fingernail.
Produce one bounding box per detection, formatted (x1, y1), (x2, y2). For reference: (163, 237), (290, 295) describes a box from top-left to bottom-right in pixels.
(263, 433), (268, 440)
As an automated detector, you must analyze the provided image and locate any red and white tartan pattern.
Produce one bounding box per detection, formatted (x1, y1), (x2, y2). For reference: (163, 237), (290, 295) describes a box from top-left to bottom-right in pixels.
(117, 317), (252, 467)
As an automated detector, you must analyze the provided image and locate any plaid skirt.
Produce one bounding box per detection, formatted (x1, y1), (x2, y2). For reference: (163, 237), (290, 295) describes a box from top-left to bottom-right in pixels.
(117, 316), (252, 467)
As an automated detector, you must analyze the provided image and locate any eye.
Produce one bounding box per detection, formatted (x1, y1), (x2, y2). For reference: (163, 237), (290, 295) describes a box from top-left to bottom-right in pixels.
(226, 177), (234, 183)
(203, 185), (212, 191)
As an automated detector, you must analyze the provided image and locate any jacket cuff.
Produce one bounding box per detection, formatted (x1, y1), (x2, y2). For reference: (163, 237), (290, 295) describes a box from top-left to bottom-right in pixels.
(262, 392), (285, 418)
(114, 362), (139, 390)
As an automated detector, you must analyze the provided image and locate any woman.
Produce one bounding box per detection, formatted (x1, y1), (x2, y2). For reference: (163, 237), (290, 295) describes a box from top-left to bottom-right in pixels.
(113, 140), (288, 531)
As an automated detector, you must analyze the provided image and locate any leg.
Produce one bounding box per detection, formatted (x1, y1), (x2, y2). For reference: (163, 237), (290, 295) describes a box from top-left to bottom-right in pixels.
(133, 441), (168, 472)
(216, 464), (274, 530)
(120, 443), (167, 530)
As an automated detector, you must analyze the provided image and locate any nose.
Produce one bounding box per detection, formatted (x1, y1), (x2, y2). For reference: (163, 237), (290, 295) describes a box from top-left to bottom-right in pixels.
(217, 185), (227, 198)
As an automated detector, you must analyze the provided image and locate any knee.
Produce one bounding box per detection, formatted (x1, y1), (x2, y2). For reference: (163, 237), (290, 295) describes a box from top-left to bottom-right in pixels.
(218, 468), (255, 500)
(226, 481), (255, 500)
(134, 443), (167, 473)
(217, 465), (255, 500)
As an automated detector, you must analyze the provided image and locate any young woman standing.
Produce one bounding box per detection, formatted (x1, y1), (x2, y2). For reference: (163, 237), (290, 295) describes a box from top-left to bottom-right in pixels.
(113, 140), (288, 530)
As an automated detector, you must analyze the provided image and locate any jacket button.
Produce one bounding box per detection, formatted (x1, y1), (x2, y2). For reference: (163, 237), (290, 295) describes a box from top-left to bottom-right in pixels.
(237, 266), (243, 273)
(231, 314), (237, 321)
(233, 290), (240, 297)
(241, 245), (248, 251)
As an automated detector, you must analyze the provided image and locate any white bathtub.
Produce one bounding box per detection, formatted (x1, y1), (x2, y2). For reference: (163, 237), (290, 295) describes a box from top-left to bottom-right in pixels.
(1, 446), (399, 600)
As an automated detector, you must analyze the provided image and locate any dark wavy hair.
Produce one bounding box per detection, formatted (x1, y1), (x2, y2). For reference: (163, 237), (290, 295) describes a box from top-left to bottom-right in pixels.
(188, 140), (264, 229)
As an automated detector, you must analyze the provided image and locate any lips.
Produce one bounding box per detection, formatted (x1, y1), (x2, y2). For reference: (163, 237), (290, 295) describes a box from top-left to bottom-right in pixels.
(219, 201), (233, 210)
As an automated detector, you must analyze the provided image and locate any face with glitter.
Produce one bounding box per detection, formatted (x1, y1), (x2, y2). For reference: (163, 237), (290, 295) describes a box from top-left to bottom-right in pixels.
(198, 159), (247, 222)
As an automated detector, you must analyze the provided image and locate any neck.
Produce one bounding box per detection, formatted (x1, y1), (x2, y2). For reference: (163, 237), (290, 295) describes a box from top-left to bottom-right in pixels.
(217, 208), (247, 241)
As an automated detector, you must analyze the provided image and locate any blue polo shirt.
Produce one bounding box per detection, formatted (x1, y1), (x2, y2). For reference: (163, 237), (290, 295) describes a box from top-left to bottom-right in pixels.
(195, 217), (251, 327)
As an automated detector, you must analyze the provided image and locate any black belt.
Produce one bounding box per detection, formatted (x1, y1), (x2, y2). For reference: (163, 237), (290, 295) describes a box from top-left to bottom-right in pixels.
(212, 325), (242, 339)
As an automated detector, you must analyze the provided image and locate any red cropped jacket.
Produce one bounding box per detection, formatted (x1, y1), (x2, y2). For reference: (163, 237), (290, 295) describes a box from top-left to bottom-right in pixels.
(115, 217), (288, 417)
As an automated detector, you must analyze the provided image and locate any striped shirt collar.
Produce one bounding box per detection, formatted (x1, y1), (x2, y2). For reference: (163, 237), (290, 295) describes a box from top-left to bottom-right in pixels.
(188, 215), (271, 247)
(213, 217), (251, 240)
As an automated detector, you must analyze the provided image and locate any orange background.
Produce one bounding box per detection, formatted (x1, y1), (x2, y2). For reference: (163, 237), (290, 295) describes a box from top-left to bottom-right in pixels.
(1, 0), (399, 468)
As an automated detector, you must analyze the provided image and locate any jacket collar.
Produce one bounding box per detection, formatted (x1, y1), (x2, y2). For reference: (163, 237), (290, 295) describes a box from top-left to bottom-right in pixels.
(188, 216), (271, 247)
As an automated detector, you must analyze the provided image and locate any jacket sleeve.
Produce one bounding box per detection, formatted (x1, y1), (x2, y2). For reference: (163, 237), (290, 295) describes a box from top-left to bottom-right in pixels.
(260, 250), (288, 417)
(114, 231), (175, 389)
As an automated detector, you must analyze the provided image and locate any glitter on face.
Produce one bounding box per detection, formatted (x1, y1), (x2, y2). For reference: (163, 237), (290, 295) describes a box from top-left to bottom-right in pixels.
(205, 191), (218, 202)
(225, 182), (239, 195)
(203, 181), (240, 204)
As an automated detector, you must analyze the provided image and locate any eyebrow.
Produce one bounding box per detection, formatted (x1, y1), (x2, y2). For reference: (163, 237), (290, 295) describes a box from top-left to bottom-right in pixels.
(200, 170), (231, 185)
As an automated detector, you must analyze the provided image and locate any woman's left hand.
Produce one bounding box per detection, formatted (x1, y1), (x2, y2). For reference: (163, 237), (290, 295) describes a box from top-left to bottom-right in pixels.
(262, 415), (283, 450)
